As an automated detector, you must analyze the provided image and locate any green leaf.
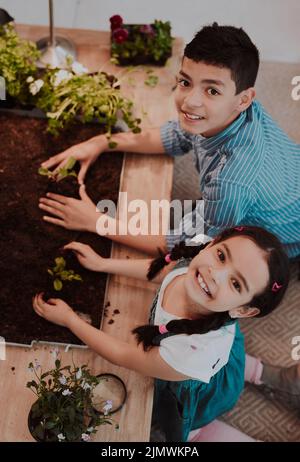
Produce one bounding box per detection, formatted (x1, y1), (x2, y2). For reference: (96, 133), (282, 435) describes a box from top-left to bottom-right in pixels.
(53, 279), (63, 291)
(38, 167), (50, 176)
(108, 141), (118, 149)
(64, 156), (77, 170)
(44, 421), (57, 430)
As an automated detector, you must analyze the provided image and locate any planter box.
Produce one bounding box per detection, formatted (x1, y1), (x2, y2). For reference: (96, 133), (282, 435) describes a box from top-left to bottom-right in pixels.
(0, 112), (124, 348)
(111, 22), (173, 66)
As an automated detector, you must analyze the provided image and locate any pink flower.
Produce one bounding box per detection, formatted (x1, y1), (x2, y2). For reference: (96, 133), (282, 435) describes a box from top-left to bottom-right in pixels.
(112, 28), (129, 44)
(110, 15), (123, 30)
(139, 24), (155, 36)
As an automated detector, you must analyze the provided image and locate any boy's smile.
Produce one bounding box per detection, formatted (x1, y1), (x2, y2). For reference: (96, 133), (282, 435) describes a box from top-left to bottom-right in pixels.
(175, 57), (250, 137)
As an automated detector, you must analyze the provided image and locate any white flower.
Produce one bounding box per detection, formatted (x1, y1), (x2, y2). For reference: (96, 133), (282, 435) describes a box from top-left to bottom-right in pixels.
(87, 427), (94, 433)
(29, 79), (44, 95)
(71, 61), (88, 75)
(58, 375), (67, 385)
(81, 433), (91, 442)
(34, 359), (41, 370)
(62, 388), (72, 396)
(53, 69), (72, 87)
(81, 381), (91, 391)
(26, 76), (34, 83)
(103, 400), (113, 415)
(57, 433), (66, 441)
(50, 347), (59, 359)
(75, 368), (82, 380)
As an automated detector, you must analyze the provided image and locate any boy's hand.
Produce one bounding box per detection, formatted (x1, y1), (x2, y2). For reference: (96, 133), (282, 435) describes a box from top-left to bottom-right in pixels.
(64, 241), (106, 272)
(39, 185), (98, 232)
(40, 136), (106, 184)
(33, 293), (78, 328)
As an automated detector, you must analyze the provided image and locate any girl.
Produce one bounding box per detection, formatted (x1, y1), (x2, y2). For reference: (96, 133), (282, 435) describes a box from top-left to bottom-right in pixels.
(33, 226), (290, 441)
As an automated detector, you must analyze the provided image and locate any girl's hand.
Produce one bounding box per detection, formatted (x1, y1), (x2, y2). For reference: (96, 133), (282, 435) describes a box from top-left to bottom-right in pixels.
(32, 293), (77, 328)
(63, 241), (107, 272)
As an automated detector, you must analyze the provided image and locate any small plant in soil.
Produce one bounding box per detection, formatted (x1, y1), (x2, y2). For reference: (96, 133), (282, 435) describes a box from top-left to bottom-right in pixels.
(38, 156), (78, 181)
(27, 353), (113, 442)
(48, 256), (83, 292)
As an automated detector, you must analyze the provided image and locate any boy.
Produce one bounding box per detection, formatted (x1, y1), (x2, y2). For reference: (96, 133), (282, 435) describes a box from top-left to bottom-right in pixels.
(39, 23), (300, 258)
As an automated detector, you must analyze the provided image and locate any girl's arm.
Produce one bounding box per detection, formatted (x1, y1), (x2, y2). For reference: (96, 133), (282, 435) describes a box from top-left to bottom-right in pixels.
(33, 294), (189, 381)
(64, 241), (178, 283)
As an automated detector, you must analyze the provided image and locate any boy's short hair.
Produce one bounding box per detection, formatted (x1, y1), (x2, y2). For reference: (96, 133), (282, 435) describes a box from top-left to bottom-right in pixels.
(184, 23), (260, 94)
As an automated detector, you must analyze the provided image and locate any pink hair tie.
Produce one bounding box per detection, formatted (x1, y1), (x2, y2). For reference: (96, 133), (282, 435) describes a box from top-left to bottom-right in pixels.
(234, 226), (245, 232)
(165, 254), (172, 264)
(159, 325), (168, 334)
(272, 282), (283, 292)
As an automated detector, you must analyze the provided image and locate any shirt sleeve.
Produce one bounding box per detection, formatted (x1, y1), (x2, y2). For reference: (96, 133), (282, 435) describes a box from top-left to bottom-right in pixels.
(159, 328), (235, 383)
(202, 179), (254, 237)
(160, 120), (194, 157)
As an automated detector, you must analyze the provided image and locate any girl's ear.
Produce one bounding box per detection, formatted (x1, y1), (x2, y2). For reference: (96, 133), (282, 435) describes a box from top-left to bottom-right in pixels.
(229, 306), (260, 319)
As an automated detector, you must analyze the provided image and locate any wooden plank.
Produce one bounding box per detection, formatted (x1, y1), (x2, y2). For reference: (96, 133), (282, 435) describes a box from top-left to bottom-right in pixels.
(0, 25), (183, 442)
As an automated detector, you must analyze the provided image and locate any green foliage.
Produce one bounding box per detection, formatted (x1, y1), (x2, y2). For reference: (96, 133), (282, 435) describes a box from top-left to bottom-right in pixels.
(38, 156), (77, 181)
(111, 20), (173, 64)
(48, 257), (82, 291)
(0, 24), (141, 136)
(0, 23), (40, 103)
(35, 69), (141, 136)
(27, 356), (113, 442)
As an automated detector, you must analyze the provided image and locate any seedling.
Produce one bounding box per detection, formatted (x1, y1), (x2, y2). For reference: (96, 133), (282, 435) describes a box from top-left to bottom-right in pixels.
(47, 256), (82, 291)
(38, 156), (77, 181)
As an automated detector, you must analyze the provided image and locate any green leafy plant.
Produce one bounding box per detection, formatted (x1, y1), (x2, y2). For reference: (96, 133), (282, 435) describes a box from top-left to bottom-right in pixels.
(0, 23), (141, 137)
(0, 23), (40, 103)
(34, 68), (141, 136)
(27, 353), (114, 442)
(48, 257), (82, 291)
(38, 156), (78, 181)
(110, 15), (173, 65)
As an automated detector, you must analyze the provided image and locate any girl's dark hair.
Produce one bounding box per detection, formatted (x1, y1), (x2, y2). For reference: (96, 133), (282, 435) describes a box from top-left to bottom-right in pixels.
(133, 226), (290, 351)
(184, 23), (260, 94)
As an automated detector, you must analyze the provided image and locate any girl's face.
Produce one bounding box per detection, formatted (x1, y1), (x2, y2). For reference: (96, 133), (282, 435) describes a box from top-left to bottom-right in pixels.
(184, 236), (270, 316)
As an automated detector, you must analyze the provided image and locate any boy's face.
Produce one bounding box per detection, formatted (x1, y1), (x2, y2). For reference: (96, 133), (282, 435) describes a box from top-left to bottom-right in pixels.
(175, 57), (248, 137)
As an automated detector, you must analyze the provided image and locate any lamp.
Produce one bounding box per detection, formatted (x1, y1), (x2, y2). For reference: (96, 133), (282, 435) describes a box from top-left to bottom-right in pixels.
(36, 0), (76, 68)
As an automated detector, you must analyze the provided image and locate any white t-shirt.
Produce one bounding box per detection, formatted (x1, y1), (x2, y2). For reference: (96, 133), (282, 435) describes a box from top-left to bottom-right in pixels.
(154, 266), (236, 383)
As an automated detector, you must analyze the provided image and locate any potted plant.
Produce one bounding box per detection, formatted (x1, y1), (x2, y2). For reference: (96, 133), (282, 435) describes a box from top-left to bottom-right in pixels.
(0, 22), (141, 138)
(110, 15), (173, 66)
(27, 352), (114, 442)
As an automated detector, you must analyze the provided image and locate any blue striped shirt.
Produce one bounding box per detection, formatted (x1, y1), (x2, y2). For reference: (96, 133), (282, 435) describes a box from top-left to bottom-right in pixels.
(161, 100), (300, 258)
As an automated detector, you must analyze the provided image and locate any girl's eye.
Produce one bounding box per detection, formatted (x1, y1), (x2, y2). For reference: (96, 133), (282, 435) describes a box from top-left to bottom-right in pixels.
(217, 249), (225, 262)
(232, 279), (241, 293)
(207, 88), (220, 96)
(177, 78), (189, 87)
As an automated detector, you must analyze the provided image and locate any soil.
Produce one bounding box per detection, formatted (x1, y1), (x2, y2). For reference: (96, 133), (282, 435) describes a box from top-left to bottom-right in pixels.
(0, 113), (123, 346)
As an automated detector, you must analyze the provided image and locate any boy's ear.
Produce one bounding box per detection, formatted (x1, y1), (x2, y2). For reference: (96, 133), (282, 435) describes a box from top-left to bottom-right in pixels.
(229, 306), (260, 319)
(236, 87), (256, 113)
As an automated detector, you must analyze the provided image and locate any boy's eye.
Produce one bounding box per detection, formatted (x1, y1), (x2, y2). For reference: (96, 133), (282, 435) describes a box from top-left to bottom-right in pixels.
(177, 78), (189, 87)
(232, 279), (241, 293)
(217, 249), (225, 262)
(207, 88), (220, 96)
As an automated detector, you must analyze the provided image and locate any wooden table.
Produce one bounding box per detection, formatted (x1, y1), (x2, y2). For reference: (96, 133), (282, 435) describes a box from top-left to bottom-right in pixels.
(0, 25), (183, 442)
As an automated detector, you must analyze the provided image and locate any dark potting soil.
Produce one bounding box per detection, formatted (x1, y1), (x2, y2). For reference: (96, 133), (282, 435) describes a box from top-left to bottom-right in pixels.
(0, 114), (123, 346)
